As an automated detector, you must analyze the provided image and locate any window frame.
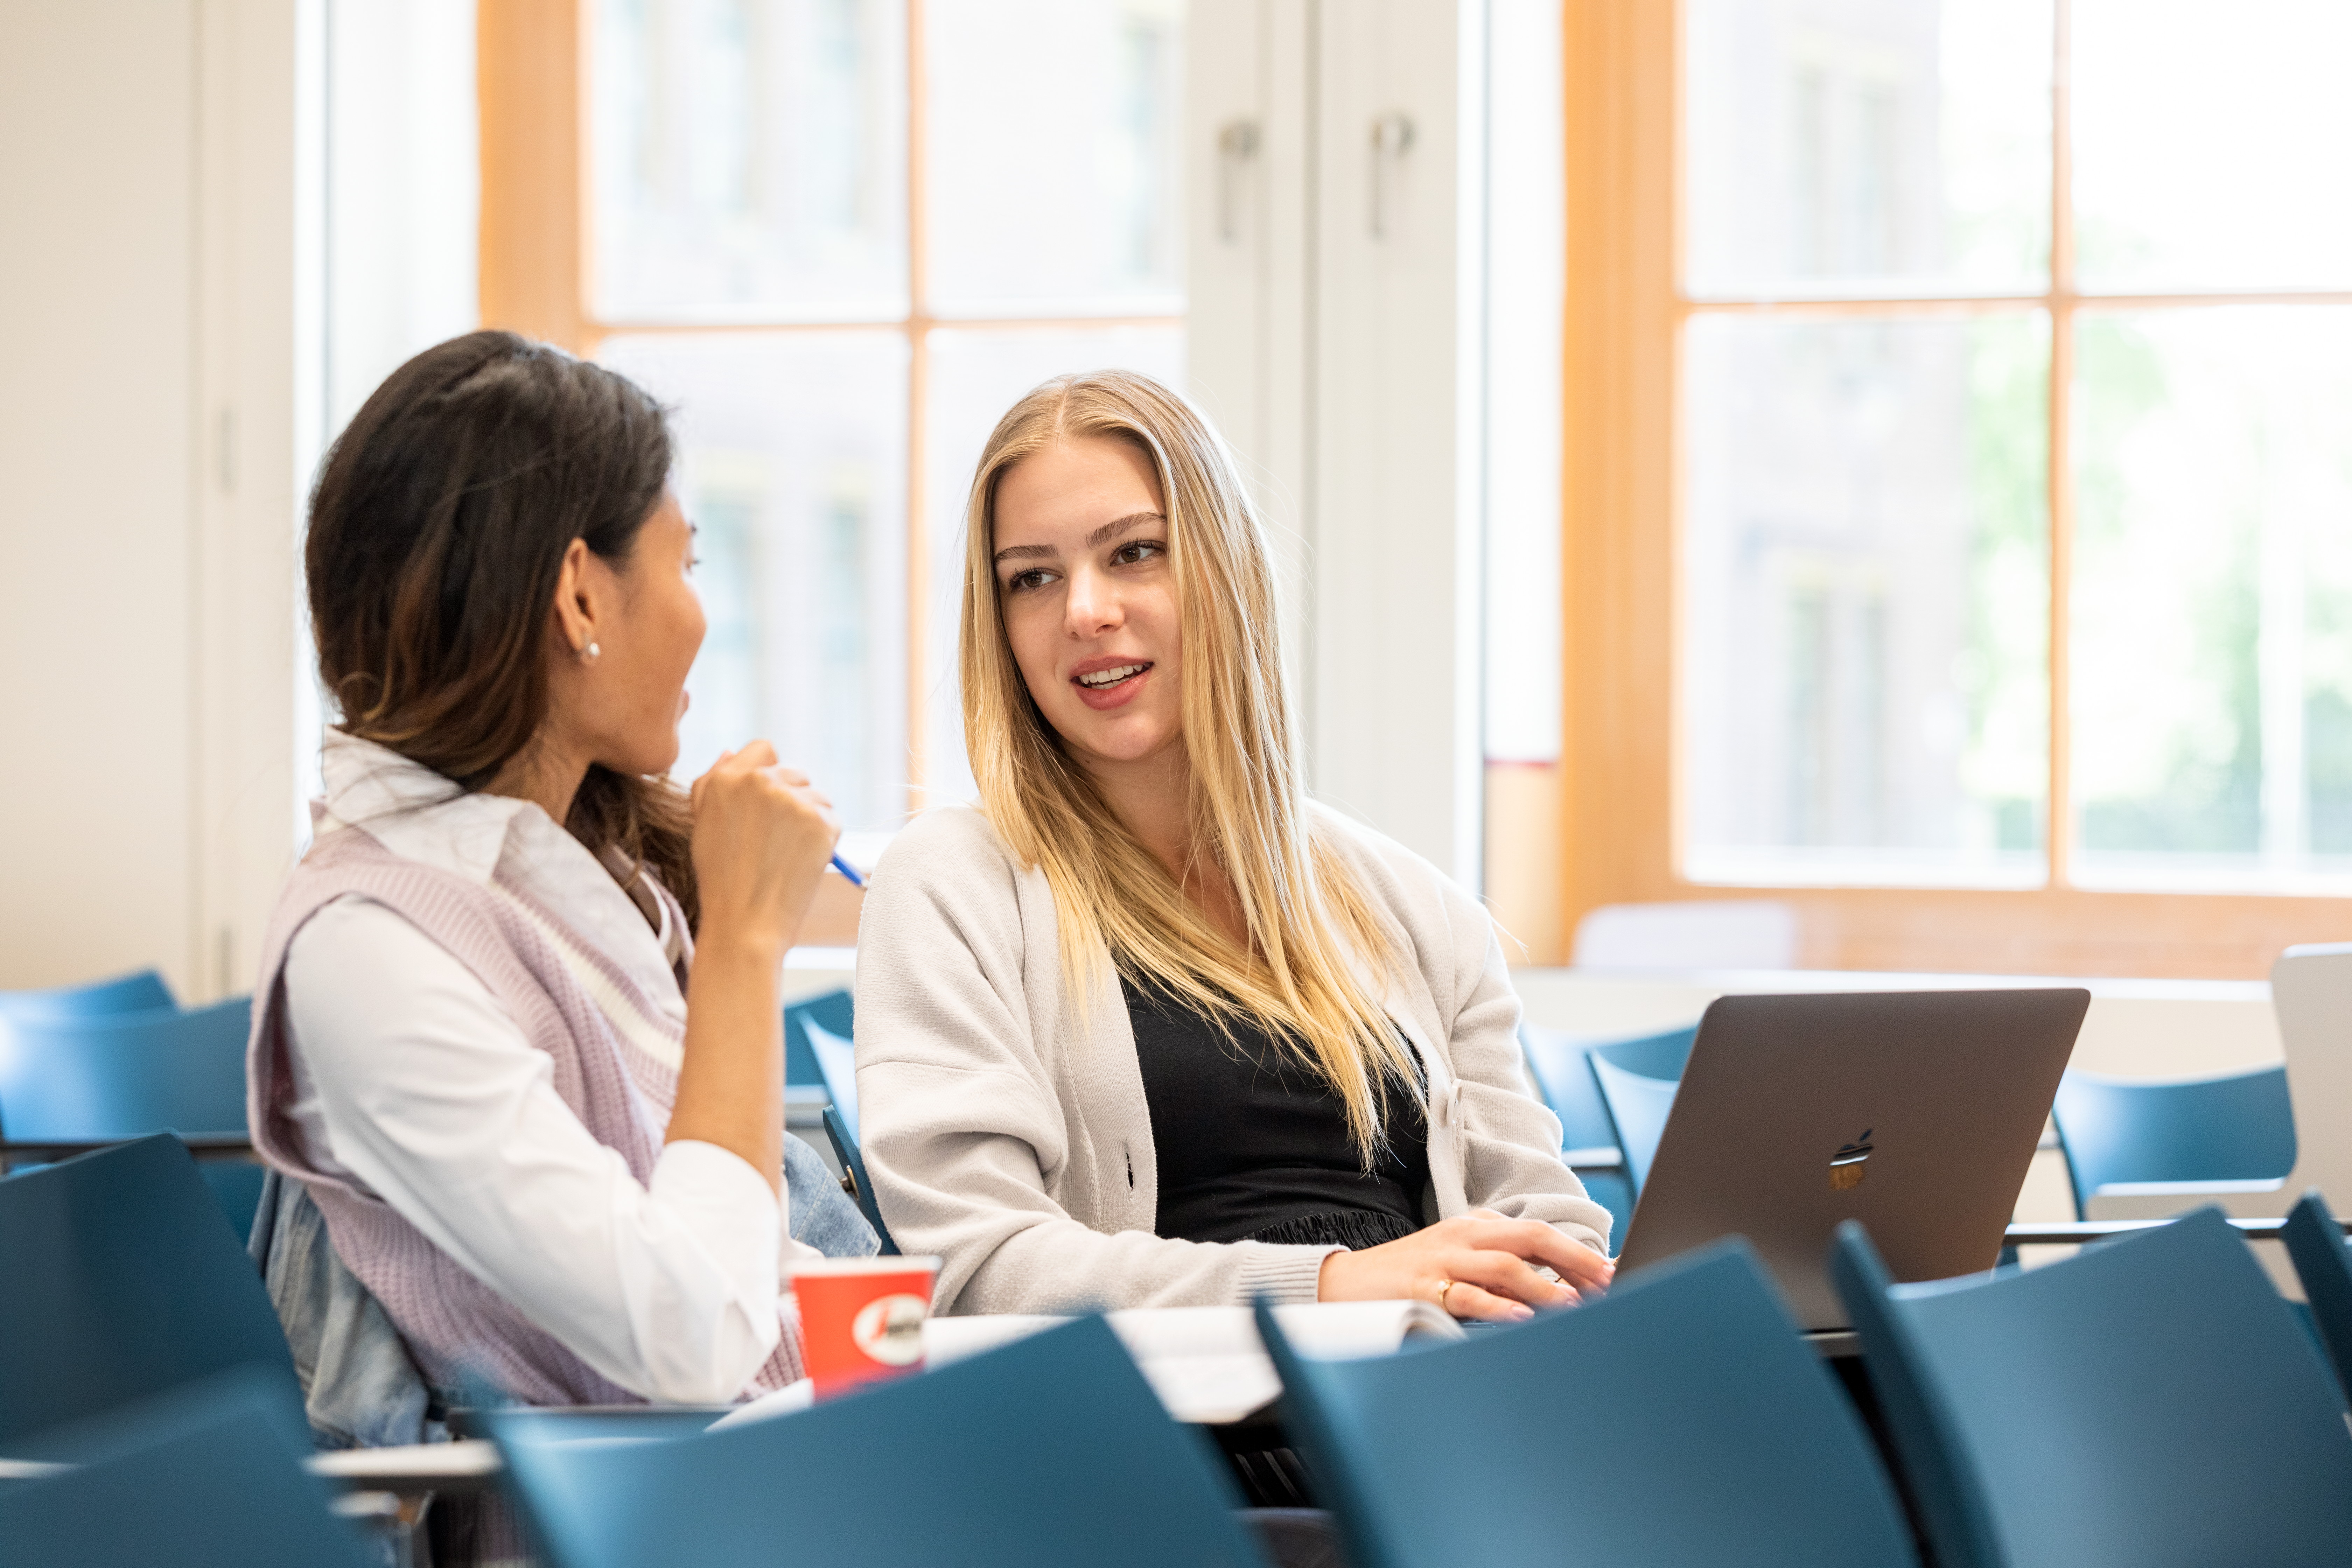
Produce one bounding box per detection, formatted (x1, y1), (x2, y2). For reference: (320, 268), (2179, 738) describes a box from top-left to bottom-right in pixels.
(477, 0), (1183, 812)
(1559, 0), (2352, 978)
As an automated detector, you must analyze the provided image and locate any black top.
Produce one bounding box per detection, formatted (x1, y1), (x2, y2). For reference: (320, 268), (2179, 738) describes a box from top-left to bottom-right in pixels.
(1123, 975), (1431, 1250)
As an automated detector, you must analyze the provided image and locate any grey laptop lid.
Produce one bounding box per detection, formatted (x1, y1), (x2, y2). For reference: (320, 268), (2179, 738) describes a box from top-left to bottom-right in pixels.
(1610, 988), (2090, 1330)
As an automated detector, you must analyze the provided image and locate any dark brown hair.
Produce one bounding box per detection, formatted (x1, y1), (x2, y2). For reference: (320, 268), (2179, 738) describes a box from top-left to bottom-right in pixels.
(306, 329), (699, 923)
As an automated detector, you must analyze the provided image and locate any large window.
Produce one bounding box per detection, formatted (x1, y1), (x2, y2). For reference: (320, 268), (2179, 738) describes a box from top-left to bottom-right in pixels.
(489, 0), (1185, 839)
(1564, 0), (2352, 973)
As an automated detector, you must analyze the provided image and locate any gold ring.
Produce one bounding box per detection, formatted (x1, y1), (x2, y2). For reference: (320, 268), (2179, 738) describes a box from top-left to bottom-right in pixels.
(1435, 1279), (1455, 1313)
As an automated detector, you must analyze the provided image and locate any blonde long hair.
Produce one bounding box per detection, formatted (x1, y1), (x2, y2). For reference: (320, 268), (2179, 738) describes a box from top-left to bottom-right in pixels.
(958, 370), (1417, 1159)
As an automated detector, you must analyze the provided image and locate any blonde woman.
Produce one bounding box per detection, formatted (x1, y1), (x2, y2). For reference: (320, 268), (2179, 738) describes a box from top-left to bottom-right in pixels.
(855, 370), (1612, 1323)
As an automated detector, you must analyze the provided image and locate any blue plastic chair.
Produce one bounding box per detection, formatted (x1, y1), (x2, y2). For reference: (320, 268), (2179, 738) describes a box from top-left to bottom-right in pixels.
(1255, 1240), (1917, 1568)
(793, 1005), (895, 1253)
(1520, 1023), (1694, 1233)
(1831, 1209), (2352, 1568)
(0, 1365), (367, 1567)
(784, 988), (853, 1096)
(0, 995), (262, 1237)
(822, 1104), (898, 1256)
(2281, 1189), (2352, 1406)
(804, 1015), (859, 1138)
(485, 1315), (1267, 1568)
(0, 1135), (300, 1456)
(1588, 1051), (1680, 1200)
(0, 967), (175, 1024)
(2049, 1065), (2297, 1218)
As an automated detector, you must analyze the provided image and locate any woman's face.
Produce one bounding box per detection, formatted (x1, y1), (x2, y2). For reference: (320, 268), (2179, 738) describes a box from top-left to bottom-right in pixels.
(567, 491), (708, 778)
(992, 436), (1182, 774)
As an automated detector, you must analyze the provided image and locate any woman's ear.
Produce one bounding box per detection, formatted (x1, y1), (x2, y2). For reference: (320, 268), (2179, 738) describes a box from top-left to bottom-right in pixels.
(550, 536), (598, 657)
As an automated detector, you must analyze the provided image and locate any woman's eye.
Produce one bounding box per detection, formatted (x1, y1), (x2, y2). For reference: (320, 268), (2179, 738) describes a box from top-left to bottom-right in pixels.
(1006, 568), (1054, 593)
(1112, 540), (1164, 567)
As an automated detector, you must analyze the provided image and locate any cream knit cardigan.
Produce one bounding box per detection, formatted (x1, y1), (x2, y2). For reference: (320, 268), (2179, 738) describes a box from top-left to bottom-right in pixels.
(853, 802), (1612, 1316)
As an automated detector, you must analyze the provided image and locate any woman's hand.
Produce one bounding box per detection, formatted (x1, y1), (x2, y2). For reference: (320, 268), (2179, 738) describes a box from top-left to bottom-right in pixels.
(1315, 1208), (1614, 1322)
(688, 741), (841, 957)
(668, 743), (840, 1194)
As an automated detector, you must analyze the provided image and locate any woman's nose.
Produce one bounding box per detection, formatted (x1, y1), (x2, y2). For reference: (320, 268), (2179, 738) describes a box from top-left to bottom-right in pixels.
(1064, 567), (1123, 637)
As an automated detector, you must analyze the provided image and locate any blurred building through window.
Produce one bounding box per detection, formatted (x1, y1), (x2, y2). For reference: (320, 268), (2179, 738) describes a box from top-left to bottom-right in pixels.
(590, 0), (1184, 834)
(1680, 0), (2352, 894)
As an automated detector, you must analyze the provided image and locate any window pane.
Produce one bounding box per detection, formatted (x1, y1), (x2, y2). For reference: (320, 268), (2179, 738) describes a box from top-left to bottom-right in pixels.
(1685, 0), (2052, 300)
(591, 0), (907, 321)
(2070, 307), (2352, 889)
(919, 327), (1186, 804)
(2074, 1), (2352, 292)
(924, 0), (1184, 317)
(1683, 314), (2051, 884)
(598, 331), (911, 831)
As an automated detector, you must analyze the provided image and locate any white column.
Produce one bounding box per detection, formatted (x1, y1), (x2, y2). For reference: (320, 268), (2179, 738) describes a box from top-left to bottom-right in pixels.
(193, 0), (308, 1000)
(1187, 0), (1486, 887)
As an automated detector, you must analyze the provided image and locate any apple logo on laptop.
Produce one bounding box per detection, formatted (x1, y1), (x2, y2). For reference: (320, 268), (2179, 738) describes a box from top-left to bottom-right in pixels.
(1829, 1130), (1874, 1191)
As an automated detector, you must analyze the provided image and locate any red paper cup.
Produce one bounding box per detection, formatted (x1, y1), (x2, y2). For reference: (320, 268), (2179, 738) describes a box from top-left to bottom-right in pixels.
(790, 1255), (941, 1398)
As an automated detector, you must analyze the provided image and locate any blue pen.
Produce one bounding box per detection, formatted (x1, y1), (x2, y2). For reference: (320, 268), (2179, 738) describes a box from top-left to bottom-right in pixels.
(829, 853), (866, 889)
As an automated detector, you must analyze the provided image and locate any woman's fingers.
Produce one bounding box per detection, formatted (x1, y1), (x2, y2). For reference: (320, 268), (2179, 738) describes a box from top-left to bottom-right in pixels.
(1465, 1215), (1614, 1291)
(1433, 1278), (1531, 1324)
(1447, 1247), (1579, 1310)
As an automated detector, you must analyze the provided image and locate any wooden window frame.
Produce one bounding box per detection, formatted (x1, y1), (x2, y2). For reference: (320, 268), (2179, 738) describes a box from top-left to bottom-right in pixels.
(1559, 0), (2352, 979)
(477, 0), (1182, 942)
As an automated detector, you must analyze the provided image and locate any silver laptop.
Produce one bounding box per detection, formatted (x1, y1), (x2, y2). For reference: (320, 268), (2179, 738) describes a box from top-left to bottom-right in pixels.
(1610, 988), (2090, 1330)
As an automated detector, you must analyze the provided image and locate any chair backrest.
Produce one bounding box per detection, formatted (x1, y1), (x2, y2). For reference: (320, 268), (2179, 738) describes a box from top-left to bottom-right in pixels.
(1589, 1025), (1697, 1082)
(2270, 945), (2352, 1216)
(0, 967), (176, 1024)
(0, 1366), (367, 1567)
(821, 1104), (898, 1255)
(2049, 1066), (2297, 1218)
(0, 1136), (298, 1452)
(2281, 1190), (2352, 1406)
(1831, 1209), (2352, 1568)
(486, 1315), (1267, 1568)
(1520, 1023), (1696, 1149)
(1588, 1051), (1679, 1198)
(1572, 899), (1798, 971)
(784, 987), (854, 1094)
(0, 995), (251, 1140)
(804, 1017), (859, 1138)
(1255, 1241), (1917, 1568)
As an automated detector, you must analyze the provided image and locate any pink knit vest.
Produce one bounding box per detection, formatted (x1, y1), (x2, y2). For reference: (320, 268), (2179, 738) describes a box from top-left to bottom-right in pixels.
(246, 824), (804, 1405)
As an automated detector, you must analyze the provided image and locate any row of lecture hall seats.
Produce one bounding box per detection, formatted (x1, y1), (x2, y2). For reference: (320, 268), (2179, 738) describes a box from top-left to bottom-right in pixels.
(0, 968), (871, 1248)
(5, 948), (2347, 1253)
(6, 949), (2352, 1563)
(7, 1132), (2352, 1565)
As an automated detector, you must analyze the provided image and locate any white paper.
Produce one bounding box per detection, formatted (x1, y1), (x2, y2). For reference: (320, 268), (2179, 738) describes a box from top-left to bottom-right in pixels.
(922, 1300), (1462, 1425)
(707, 1378), (814, 1430)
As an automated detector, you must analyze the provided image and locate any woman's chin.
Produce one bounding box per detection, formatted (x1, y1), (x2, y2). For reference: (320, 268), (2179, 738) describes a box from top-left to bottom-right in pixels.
(603, 740), (682, 782)
(1058, 713), (1181, 770)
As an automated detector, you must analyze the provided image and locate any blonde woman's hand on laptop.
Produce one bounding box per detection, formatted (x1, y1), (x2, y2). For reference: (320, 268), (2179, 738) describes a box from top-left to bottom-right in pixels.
(1315, 1209), (1614, 1322)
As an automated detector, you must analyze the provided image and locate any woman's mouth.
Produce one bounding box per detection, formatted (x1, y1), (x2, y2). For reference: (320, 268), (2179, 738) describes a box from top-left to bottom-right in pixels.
(1070, 659), (1154, 710)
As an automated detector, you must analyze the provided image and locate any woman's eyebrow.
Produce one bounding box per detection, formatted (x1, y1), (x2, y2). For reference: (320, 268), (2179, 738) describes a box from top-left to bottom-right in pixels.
(993, 511), (1165, 564)
(1086, 511), (1165, 547)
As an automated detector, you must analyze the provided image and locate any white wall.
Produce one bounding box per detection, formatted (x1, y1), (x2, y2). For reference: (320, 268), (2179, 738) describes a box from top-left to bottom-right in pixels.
(0, 2), (303, 1000)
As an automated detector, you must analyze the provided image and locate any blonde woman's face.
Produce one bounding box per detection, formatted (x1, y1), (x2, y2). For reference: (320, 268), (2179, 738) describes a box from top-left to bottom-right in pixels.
(991, 435), (1182, 772)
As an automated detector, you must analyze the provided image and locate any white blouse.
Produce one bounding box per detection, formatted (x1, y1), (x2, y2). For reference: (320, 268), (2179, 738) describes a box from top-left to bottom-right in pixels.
(280, 732), (816, 1405)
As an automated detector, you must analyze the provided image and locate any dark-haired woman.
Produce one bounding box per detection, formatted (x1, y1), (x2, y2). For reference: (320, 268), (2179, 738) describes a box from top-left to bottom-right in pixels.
(246, 329), (869, 1419)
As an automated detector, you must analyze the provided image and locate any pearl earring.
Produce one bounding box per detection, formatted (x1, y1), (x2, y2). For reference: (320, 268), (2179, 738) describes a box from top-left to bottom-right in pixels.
(582, 641), (601, 663)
